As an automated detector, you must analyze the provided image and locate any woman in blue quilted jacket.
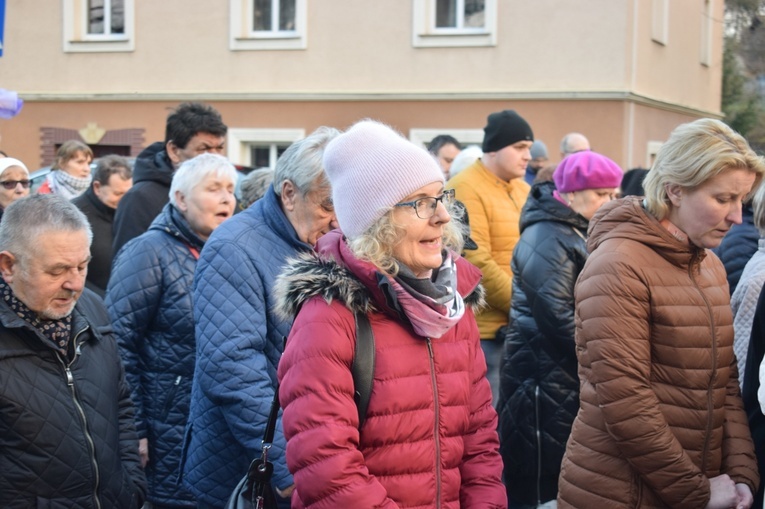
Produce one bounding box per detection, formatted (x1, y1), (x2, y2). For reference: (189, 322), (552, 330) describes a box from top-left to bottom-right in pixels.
(106, 153), (237, 508)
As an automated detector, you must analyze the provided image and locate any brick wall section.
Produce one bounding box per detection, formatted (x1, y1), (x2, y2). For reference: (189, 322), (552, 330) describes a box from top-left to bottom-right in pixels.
(39, 127), (146, 167)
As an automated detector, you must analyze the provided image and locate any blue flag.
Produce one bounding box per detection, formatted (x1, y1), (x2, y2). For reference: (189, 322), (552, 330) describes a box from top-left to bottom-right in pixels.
(0, 0), (5, 57)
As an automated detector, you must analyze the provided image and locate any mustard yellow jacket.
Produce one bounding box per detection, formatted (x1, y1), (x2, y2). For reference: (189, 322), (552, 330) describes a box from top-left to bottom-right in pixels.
(447, 160), (529, 339)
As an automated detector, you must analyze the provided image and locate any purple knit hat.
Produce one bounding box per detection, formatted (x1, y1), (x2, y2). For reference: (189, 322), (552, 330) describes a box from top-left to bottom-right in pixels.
(322, 120), (445, 239)
(553, 150), (623, 193)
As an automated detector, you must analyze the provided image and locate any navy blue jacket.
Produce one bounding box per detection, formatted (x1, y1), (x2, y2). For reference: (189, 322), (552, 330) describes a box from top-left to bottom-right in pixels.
(112, 142), (175, 256)
(183, 186), (307, 506)
(713, 203), (759, 295)
(498, 181), (589, 505)
(106, 204), (204, 507)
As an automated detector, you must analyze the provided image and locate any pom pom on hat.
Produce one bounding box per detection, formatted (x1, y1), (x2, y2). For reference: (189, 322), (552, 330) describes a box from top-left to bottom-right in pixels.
(482, 110), (534, 153)
(322, 120), (445, 239)
(553, 150), (623, 193)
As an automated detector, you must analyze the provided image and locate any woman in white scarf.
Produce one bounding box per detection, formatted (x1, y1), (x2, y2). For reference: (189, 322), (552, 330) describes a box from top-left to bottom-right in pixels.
(38, 140), (93, 199)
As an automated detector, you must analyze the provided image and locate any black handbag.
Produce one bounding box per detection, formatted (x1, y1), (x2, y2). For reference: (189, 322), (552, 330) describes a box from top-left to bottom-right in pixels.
(224, 312), (375, 509)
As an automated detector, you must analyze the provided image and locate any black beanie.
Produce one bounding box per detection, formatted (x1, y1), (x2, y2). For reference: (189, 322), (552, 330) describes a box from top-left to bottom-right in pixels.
(482, 110), (534, 153)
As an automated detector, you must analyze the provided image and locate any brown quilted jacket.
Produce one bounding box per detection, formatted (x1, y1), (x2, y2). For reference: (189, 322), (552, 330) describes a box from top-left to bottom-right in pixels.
(558, 197), (759, 509)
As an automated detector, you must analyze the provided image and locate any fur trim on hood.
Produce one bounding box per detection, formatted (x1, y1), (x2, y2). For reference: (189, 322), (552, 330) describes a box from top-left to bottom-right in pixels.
(274, 250), (485, 320)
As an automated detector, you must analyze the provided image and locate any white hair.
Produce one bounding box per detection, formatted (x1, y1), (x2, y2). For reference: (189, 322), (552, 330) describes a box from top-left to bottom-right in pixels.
(169, 153), (238, 207)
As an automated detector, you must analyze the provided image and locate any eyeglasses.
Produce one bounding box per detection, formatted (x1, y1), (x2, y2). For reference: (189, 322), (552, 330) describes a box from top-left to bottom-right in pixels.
(0, 180), (30, 190)
(394, 189), (455, 219)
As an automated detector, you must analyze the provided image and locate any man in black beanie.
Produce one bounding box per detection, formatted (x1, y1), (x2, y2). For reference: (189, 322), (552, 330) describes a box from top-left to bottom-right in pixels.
(446, 108), (533, 406)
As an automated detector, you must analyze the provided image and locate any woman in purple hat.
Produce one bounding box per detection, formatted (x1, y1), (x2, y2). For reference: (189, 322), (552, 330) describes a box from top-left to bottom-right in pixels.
(498, 150), (622, 508)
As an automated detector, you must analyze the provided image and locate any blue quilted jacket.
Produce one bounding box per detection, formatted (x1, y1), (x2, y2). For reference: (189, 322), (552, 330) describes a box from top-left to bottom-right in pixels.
(183, 186), (306, 506)
(713, 203), (759, 295)
(106, 204), (204, 507)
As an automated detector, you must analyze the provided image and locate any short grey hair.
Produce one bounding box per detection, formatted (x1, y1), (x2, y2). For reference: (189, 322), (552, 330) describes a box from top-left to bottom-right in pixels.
(272, 126), (340, 197)
(239, 167), (274, 208)
(0, 194), (92, 262)
(753, 182), (765, 236)
(169, 153), (238, 207)
(94, 154), (132, 185)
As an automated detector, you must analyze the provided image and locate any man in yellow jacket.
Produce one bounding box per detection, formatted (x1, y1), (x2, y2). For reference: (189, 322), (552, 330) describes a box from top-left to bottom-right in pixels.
(447, 109), (533, 405)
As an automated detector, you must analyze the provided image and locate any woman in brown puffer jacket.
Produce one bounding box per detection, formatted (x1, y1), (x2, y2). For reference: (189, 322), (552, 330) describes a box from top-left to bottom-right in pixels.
(558, 118), (764, 509)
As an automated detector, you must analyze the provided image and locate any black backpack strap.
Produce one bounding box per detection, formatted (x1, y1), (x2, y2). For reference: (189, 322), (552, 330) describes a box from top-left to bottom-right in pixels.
(352, 312), (375, 429)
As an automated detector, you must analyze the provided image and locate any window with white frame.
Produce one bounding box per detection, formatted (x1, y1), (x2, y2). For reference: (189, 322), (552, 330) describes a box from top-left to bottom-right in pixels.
(412, 0), (496, 48)
(230, 0), (307, 51)
(63, 0), (134, 53)
(227, 128), (305, 168)
(700, 0), (713, 66)
(651, 0), (669, 46)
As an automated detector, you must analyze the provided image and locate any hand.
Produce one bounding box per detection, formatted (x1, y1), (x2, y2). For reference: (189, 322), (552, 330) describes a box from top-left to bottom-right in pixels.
(734, 483), (753, 509)
(138, 438), (149, 468)
(275, 483), (295, 499)
(704, 474), (737, 509)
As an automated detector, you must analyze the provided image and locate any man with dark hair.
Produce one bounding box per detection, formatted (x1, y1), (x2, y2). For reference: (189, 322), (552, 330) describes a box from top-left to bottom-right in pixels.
(72, 154), (133, 297)
(112, 102), (227, 255)
(0, 194), (146, 507)
(427, 134), (462, 179)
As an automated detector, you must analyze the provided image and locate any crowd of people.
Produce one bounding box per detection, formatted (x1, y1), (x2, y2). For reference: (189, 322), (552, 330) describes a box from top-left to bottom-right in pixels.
(1, 101), (765, 509)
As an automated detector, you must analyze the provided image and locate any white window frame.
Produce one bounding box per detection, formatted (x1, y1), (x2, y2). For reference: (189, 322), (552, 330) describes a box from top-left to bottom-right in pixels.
(651, 0), (669, 46)
(646, 140), (663, 168)
(700, 0), (713, 67)
(63, 0), (134, 53)
(412, 0), (497, 48)
(229, 0), (307, 51)
(227, 128), (305, 167)
(409, 128), (484, 150)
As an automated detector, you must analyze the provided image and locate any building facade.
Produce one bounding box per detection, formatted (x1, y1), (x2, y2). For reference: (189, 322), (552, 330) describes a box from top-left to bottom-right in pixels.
(0, 0), (723, 171)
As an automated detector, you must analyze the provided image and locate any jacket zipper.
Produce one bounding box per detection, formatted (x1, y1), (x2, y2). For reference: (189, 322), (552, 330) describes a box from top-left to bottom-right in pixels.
(426, 339), (442, 509)
(56, 327), (102, 509)
(688, 256), (716, 475)
(160, 375), (182, 421)
(534, 384), (542, 505)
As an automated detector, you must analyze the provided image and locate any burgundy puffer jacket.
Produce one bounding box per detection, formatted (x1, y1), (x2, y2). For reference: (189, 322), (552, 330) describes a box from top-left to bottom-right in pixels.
(276, 230), (506, 508)
(558, 197), (758, 508)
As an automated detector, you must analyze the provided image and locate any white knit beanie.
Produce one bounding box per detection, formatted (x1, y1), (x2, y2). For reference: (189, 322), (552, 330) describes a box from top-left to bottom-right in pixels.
(323, 120), (445, 240)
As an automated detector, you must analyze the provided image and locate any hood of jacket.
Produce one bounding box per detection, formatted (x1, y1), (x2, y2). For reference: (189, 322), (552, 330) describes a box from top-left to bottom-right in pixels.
(132, 141), (174, 186)
(275, 229), (484, 321)
(588, 196), (706, 270)
(520, 181), (589, 234)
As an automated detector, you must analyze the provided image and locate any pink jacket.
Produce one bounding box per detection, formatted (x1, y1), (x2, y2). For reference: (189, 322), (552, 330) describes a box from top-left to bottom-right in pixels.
(276, 230), (506, 508)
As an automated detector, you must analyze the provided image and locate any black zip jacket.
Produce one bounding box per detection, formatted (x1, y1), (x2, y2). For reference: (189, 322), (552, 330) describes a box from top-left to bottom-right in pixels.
(497, 181), (589, 505)
(0, 288), (146, 508)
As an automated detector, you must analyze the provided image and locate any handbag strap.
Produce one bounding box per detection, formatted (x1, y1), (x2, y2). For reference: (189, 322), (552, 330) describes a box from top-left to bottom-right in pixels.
(352, 311), (375, 429)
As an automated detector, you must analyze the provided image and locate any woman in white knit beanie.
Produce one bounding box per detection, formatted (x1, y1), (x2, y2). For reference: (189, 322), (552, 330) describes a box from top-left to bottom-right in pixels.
(275, 120), (506, 508)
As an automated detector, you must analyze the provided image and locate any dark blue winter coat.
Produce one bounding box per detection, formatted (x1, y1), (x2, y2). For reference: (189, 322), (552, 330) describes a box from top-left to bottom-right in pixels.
(183, 185), (306, 506)
(498, 181), (589, 505)
(106, 204), (204, 508)
(713, 203), (759, 295)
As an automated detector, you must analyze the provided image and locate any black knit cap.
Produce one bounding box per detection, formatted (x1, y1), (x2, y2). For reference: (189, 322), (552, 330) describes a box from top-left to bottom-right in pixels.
(482, 109), (534, 153)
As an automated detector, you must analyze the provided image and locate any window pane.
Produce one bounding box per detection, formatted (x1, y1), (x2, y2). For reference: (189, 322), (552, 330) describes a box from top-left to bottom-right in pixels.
(88, 0), (105, 34)
(464, 0), (485, 28)
(253, 0), (273, 31)
(110, 0), (125, 34)
(250, 146), (272, 168)
(279, 0), (296, 30)
(435, 0), (456, 28)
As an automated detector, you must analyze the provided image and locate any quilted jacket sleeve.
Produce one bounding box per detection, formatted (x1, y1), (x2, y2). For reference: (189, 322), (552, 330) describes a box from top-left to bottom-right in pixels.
(458, 308), (507, 507)
(516, 229), (580, 353)
(455, 183), (511, 314)
(580, 250), (710, 508)
(721, 355), (760, 493)
(115, 346), (148, 505)
(278, 300), (398, 508)
(106, 238), (164, 438)
(193, 238), (293, 490)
